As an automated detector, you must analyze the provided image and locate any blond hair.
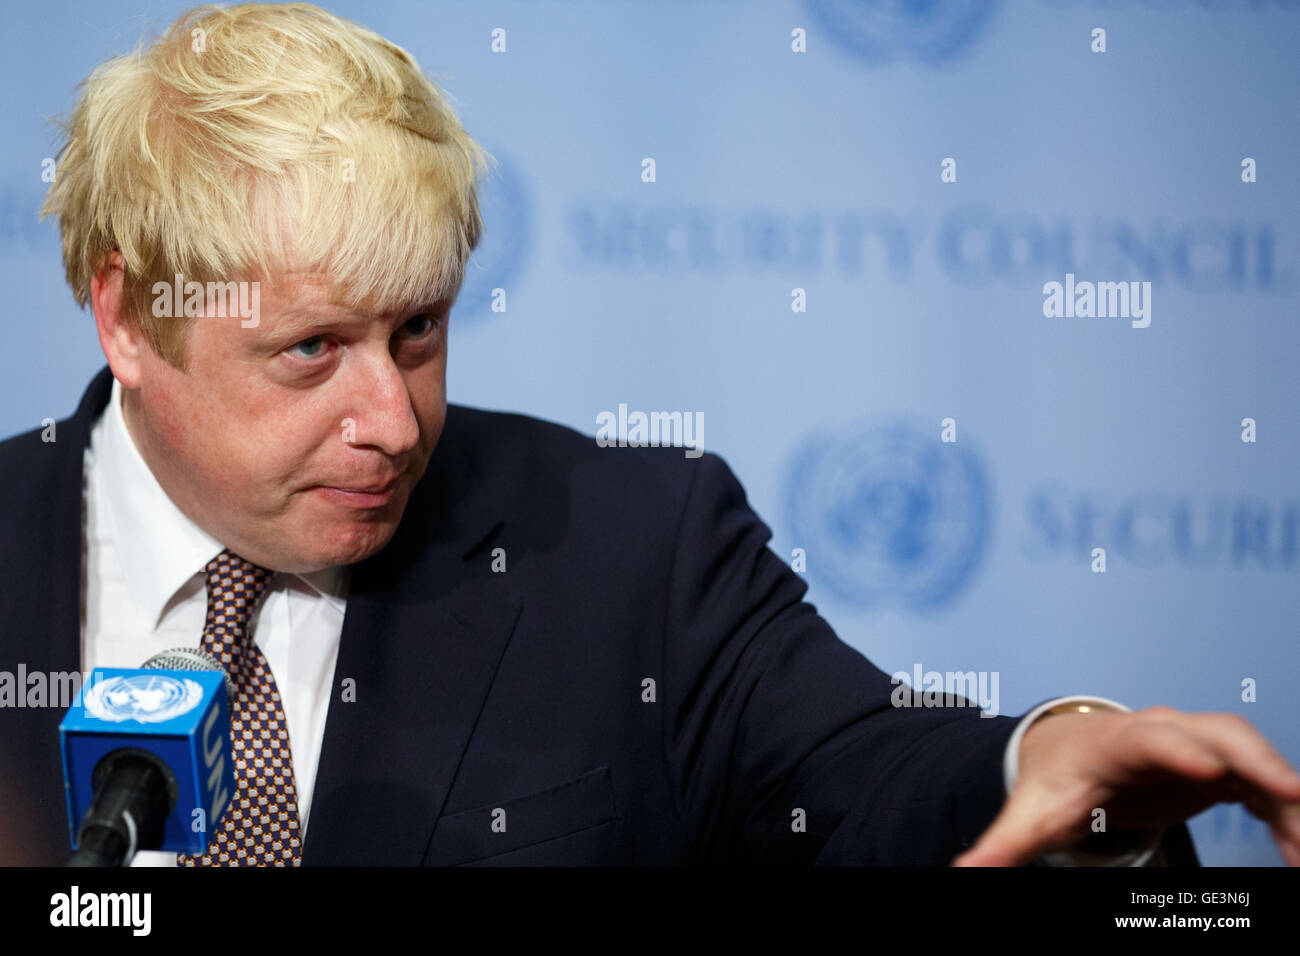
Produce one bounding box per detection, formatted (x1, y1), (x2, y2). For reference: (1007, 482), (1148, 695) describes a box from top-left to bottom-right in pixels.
(41, 2), (494, 369)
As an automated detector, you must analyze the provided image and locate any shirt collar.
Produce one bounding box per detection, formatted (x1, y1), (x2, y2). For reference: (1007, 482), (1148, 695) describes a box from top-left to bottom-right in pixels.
(91, 376), (348, 628)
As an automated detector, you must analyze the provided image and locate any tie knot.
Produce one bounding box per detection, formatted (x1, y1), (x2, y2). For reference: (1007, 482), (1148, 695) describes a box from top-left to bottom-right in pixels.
(203, 548), (274, 646)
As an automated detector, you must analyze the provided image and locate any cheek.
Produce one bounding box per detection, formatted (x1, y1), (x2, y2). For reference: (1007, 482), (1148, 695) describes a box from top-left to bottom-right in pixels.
(148, 387), (209, 466)
(150, 387), (288, 493)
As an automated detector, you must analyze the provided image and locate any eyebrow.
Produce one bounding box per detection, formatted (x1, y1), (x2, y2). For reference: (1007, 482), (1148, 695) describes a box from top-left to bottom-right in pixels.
(259, 301), (450, 345)
(257, 311), (359, 346)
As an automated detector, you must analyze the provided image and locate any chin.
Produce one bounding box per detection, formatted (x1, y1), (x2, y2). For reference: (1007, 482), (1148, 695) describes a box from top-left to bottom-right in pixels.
(236, 511), (400, 573)
(296, 493), (408, 564)
(267, 527), (387, 574)
(320, 521), (400, 567)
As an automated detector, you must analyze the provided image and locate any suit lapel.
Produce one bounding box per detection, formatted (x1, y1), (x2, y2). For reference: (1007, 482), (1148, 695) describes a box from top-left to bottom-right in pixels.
(302, 412), (520, 865)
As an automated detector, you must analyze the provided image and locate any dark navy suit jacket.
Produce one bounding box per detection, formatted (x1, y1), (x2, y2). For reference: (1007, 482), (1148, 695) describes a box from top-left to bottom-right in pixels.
(0, 365), (1199, 865)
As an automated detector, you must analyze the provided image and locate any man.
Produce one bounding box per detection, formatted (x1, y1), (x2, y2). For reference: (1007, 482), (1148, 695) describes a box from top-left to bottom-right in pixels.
(2, 2), (1297, 866)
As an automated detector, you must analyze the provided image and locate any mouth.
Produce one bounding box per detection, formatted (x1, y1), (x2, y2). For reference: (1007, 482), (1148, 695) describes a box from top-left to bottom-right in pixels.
(313, 475), (401, 508)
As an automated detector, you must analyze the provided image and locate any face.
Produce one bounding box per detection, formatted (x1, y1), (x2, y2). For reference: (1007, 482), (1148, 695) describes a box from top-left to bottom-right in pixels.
(120, 274), (451, 574)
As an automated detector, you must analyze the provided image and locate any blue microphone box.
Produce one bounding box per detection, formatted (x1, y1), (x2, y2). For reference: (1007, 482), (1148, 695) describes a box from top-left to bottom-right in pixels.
(60, 668), (234, 854)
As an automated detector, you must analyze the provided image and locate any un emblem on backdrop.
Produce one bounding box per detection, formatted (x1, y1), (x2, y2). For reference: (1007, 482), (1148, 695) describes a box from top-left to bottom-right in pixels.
(786, 422), (990, 610)
(459, 147), (531, 319)
(805, 0), (998, 66)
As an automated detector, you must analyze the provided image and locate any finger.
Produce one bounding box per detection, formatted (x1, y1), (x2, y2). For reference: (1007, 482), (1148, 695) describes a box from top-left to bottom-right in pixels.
(1236, 779), (1300, 863)
(1106, 717), (1300, 853)
(1257, 805), (1300, 867)
(960, 719), (1229, 865)
(1170, 713), (1300, 846)
(952, 783), (1093, 867)
(1279, 824), (1300, 867)
(1167, 712), (1300, 800)
(1267, 816), (1300, 867)
(1105, 718), (1230, 786)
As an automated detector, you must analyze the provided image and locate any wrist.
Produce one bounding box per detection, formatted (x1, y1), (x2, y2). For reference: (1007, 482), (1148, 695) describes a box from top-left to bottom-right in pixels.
(1005, 695), (1164, 867)
(1004, 695), (1132, 795)
(1019, 710), (1095, 778)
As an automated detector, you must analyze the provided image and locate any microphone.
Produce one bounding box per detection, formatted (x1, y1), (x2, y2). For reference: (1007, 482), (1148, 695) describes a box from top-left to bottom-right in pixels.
(60, 648), (236, 866)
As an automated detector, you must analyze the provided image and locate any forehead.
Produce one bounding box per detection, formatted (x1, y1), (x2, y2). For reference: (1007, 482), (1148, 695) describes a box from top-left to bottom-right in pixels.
(255, 273), (451, 333)
(266, 273), (358, 313)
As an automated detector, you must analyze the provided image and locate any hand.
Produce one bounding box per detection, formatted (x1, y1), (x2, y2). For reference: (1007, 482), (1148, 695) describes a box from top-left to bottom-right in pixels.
(950, 706), (1300, 866)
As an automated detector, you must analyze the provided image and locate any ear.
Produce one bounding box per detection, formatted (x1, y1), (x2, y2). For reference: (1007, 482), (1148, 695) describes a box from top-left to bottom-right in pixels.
(90, 251), (146, 388)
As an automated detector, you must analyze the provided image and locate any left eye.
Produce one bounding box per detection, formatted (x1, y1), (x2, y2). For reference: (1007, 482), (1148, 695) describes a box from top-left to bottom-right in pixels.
(400, 314), (438, 337)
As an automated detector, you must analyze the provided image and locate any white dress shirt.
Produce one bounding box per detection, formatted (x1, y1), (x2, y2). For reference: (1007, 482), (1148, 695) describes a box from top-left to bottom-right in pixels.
(81, 376), (349, 866)
(76, 375), (1146, 866)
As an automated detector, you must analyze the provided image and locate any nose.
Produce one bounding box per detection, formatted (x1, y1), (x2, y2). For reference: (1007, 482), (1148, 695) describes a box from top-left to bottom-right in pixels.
(346, 353), (420, 457)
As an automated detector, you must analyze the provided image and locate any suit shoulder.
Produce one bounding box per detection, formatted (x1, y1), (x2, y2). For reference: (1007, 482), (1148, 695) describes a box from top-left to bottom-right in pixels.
(0, 422), (81, 558)
(0, 423), (63, 485)
(443, 403), (600, 460)
(442, 402), (738, 509)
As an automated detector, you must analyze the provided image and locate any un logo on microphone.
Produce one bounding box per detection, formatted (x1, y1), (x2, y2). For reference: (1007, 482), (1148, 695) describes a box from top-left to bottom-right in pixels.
(82, 674), (205, 724)
(785, 422), (990, 610)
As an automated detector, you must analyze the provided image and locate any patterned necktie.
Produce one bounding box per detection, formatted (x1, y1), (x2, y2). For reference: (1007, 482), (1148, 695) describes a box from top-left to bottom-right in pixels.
(177, 549), (303, 866)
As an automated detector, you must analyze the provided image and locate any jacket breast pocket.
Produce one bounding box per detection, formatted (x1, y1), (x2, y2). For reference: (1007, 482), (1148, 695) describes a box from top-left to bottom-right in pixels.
(424, 765), (619, 866)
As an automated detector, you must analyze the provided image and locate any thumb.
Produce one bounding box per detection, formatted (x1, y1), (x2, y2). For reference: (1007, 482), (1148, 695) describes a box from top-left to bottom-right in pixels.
(951, 787), (1076, 867)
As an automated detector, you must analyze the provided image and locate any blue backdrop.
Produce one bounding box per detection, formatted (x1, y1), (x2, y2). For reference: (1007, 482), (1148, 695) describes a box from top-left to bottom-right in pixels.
(3, 0), (1297, 865)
